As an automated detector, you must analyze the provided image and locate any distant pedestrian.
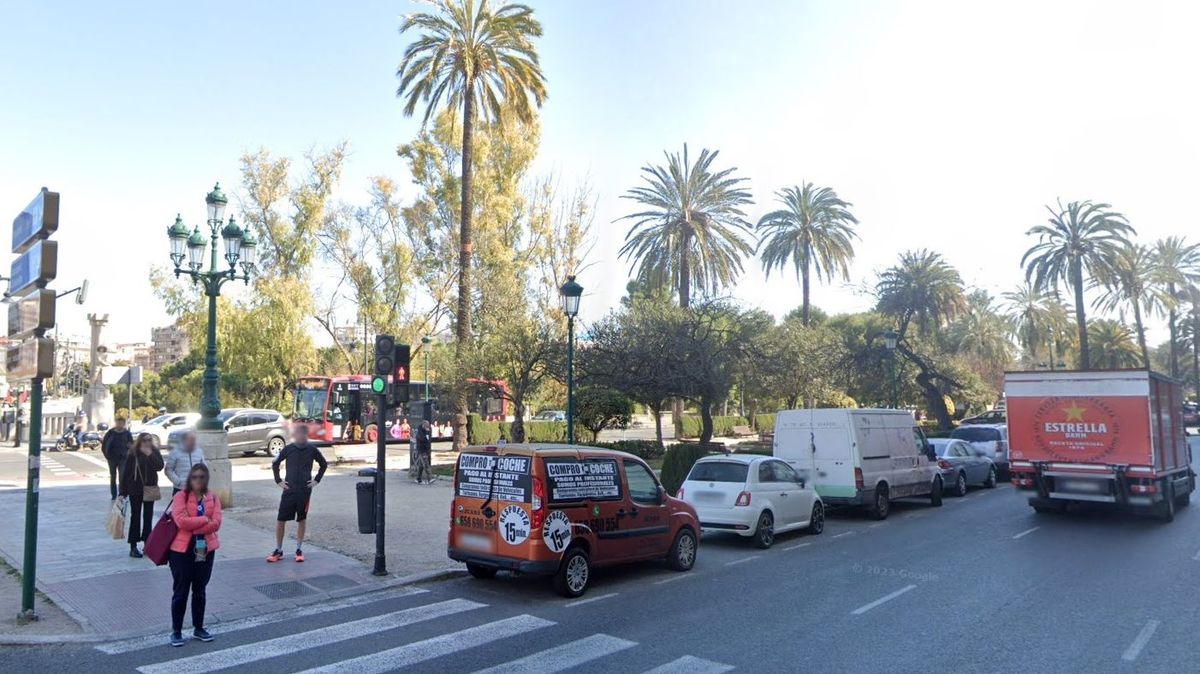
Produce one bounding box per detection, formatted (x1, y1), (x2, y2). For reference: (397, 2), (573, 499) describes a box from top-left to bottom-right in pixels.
(415, 420), (433, 484)
(120, 433), (164, 558)
(268, 423), (327, 563)
(102, 417), (134, 500)
(165, 431), (205, 496)
(167, 463), (221, 647)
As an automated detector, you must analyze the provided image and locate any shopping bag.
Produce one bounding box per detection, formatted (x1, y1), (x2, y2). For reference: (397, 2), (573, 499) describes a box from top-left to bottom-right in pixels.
(144, 511), (177, 566)
(105, 499), (126, 540)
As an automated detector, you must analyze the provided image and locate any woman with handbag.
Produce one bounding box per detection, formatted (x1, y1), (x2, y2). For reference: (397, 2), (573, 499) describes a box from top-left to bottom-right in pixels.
(167, 463), (221, 647)
(120, 432), (164, 558)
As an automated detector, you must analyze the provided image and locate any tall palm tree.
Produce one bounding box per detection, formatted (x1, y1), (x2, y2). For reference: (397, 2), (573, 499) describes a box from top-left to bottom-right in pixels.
(1001, 282), (1069, 365)
(1094, 243), (1163, 368)
(952, 291), (1013, 371)
(1022, 200), (1134, 369)
(620, 145), (754, 308)
(1088, 319), (1142, 369)
(1151, 236), (1200, 378)
(756, 183), (858, 325)
(397, 0), (546, 448)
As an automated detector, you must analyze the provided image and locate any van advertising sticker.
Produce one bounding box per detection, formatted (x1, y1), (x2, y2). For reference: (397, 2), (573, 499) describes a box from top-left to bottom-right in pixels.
(498, 505), (531, 545)
(544, 458), (621, 502)
(456, 454), (532, 503)
(542, 510), (572, 553)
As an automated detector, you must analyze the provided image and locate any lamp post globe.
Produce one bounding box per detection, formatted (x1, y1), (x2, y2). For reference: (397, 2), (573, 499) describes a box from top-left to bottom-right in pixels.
(559, 275), (584, 443)
(186, 227), (207, 271)
(205, 182), (227, 223)
(881, 329), (900, 409)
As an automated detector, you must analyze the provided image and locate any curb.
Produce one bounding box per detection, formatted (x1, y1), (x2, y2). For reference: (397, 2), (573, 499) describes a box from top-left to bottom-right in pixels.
(0, 566), (467, 646)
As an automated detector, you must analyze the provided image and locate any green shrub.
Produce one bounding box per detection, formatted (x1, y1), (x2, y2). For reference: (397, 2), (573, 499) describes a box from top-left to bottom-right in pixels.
(589, 440), (665, 461)
(660, 443), (715, 495)
(678, 415), (748, 439)
(467, 414), (500, 445)
(496, 420), (567, 443)
(753, 413), (776, 431)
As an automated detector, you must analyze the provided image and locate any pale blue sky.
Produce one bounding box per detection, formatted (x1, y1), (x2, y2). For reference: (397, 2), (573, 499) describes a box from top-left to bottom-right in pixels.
(2, 1), (1197, 344)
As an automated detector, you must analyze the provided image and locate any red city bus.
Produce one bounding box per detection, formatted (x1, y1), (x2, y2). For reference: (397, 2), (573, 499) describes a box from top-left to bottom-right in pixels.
(293, 375), (508, 444)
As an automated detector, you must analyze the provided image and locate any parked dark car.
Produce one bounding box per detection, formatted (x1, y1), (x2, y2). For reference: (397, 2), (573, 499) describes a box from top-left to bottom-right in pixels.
(960, 409), (1005, 425)
(1183, 403), (1199, 434)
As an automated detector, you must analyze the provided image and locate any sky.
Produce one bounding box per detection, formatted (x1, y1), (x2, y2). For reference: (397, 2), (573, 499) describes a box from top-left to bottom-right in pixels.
(1, 0), (1197, 346)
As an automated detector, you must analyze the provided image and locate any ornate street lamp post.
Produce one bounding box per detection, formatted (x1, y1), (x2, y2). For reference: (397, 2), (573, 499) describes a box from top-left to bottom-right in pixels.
(421, 335), (432, 400)
(882, 329), (899, 409)
(560, 276), (583, 443)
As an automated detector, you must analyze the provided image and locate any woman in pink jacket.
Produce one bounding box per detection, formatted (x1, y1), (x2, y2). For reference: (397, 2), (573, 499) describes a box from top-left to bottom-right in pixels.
(168, 463), (222, 648)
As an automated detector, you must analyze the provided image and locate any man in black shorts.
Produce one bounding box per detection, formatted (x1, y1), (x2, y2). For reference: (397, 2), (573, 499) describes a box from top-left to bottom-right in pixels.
(268, 423), (328, 563)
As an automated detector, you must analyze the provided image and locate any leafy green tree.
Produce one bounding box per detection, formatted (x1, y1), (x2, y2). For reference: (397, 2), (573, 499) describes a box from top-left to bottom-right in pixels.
(947, 290), (1013, 390)
(1022, 200), (1134, 369)
(619, 146), (754, 308)
(475, 317), (557, 443)
(574, 387), (633, 442)
(1094, 243), (1163, 367)
(1088, 319), (1142, 369)
(1002, 282), (1069, 365)
(1152, 236), (1200, 378)
(756, 183), (858, 325)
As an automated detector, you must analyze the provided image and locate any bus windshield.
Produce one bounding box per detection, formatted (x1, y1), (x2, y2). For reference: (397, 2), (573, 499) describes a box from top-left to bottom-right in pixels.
(294, 388), (329, 420)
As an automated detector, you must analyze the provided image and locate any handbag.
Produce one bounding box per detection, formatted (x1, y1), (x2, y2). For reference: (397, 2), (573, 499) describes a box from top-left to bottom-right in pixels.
(105, 499), (126, 540)
(135, 455), (161, 502)
(144, 502), (179, 566)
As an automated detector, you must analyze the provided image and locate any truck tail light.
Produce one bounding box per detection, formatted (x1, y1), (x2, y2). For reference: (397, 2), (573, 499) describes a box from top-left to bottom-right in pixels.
(735, 491), (752, 507)
(937, 459), (951, 469)
(531, 476), (546, 529)
(855, 468), (865, 490)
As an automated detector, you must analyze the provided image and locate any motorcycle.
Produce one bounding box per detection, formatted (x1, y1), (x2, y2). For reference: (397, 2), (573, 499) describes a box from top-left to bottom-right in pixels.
(54, 425), (80, 452)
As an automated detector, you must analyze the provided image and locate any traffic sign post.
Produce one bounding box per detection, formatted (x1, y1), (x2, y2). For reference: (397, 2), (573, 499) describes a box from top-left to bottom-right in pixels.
(371, 337), (394, 576)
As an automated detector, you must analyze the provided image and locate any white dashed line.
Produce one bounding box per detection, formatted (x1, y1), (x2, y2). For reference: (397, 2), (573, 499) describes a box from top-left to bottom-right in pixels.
(1192, 549), (1200, 561)
(784, 542), (812, 551)
(851, 584), (917, 615)
(1122, 620), (1160, 662)
(653, 574), (692, 585)
(832, 531), (854, 539)
(867, 522), (886, 529)
(1012, 526), (1040, 540)
(724, 555), (762, 566)
(564, 592), (618, 608)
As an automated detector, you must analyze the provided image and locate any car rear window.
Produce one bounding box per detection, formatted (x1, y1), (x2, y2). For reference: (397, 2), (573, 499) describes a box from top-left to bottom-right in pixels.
(455, 453), (532, 503)
(951, 427), (1000, 442)
(686, 461), (749, 483)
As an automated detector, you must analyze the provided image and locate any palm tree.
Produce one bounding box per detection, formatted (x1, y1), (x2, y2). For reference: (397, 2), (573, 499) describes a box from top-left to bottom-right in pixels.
(1022, 200), (1134, 369)
(756, 183), (858, 325)
(397, 0), (546, 448)
(620, 145), (754, 308)
(1088, 319), (1142, 369)
(1151, 236), (1200, 378)
(1001, 282), (1069, 365)
(952, 291), (1013, 370)
(1094, 243), (1163, 367)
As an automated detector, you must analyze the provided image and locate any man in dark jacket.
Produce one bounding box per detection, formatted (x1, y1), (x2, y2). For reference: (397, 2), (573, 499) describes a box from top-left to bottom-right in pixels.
(101, 417), (134, 500)
(415, 420), (433, 484)
(268, 423), (327, 563)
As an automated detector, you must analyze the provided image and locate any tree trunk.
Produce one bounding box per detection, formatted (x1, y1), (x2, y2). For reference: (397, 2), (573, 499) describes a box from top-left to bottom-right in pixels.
(510, 400), (526, 443)
(1167, 283), (1179, 378)
(801, 253), (811, 326)
(915, 369), (952, 430)
(452, 86), (476, 451)
(699, 397), (714, 446)
(1071, 258), (1090, 370)
(678, 230), (692, 309)
(651, 405), (663, 446)
(1133, 301), (1150, 368)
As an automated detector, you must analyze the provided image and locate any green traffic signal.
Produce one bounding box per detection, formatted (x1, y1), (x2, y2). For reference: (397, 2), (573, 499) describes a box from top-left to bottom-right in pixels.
(371, 376), (386, 394)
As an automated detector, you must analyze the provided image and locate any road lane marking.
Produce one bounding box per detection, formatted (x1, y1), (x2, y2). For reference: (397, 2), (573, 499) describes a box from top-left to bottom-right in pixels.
(832, 531), (854, 539)
(654, 574), (692, 585)
(472, 633), (634, 673)
(867, 522), (886, 529)
(1122, 620), (1160, 662)
(784, 542), (812, 551)
(1192, 549), (1200, 561)
(724, 555), (762, 566)
(564, 592), (618, 607)
(69, 451), (112, 469)
(136, 598), (483, 674)
(297, 615), (554, 674)
(851, 584), (917, 615)
(1012, 526), (1040, 540)
(642, 655), (735, 674)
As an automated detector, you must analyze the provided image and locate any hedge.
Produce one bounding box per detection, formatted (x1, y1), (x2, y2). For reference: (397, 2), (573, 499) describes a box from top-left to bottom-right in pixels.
(678, 415), (748, 439)
(467, 416), (570, 444)
(660, 442), (718, 495)
(753, 413), (776, 431)
(589, 440), (664, 461)
(467, 414), (501, 444)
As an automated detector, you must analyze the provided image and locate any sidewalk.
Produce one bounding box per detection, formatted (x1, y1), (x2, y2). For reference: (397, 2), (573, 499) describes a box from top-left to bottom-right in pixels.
(0, 452), (460, 642)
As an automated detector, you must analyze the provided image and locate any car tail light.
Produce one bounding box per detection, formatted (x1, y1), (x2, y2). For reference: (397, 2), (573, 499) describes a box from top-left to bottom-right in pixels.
(854, 468), (865, 490)
(531, 476), (547, 529)
(735, 491), (752, 507)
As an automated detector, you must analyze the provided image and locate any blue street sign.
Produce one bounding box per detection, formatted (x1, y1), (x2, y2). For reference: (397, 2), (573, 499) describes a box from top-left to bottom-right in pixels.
(11, 189), (59, 255)
(9, 240), (58, 299)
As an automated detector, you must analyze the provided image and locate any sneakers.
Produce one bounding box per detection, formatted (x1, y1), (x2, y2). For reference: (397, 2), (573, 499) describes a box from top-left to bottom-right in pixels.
(170, 632), (185, 647)
(294, 549), (305, 563)
(266, 549), (284, 563)
(193, 627), (214, 642)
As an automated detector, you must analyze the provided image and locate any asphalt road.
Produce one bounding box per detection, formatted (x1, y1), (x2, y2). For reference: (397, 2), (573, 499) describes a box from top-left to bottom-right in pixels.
(4, 439), (1199, 672)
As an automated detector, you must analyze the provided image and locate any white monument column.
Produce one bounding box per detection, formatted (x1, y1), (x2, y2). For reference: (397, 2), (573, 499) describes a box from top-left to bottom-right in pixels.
(84, 314), (114, 430)
(197, 430), (232, 507)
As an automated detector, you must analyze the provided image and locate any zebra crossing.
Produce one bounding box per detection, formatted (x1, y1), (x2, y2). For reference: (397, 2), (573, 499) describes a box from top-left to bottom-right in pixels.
(42, 456), (77, 478)
(100, 588), (734, 673)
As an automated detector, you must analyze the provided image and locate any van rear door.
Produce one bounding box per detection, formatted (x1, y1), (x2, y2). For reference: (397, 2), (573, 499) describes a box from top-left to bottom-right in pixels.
(453, 452), (534, 558)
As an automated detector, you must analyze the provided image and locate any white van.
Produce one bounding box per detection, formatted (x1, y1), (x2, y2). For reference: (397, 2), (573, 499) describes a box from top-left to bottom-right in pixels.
(773, 409), (943, 519)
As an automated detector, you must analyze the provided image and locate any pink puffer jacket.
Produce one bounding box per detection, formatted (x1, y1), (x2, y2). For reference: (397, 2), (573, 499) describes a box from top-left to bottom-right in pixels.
(169, 490), (222, 554)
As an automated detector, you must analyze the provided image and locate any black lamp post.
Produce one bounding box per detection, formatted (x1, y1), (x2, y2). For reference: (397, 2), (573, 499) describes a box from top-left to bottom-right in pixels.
(421, 335), (432, 400)
(560, 276), (583, 443)
(882, 329), (899, 409)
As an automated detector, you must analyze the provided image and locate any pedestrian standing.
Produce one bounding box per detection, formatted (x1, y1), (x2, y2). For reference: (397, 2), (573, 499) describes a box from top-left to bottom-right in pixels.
(102, 417), (134, 500)
(120, 433), (164, 558)
(164, 431), (205, 496)
(415, 420), (433, 484)
(167, 463), (221, 647)
(267, 423), (327, 563)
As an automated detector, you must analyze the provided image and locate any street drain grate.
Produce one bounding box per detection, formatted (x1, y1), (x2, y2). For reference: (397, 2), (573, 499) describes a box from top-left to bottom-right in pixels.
(303, 574), (360, 592)
(255, 580), (317, 600)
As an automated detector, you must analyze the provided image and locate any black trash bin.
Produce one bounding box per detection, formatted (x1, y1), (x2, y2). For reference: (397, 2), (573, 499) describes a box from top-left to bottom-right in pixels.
(356, 470), (377, 534)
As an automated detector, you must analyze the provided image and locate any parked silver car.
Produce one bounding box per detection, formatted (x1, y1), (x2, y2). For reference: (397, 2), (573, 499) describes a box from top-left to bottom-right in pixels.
(168, 408), (288, 457)
(930, 438), (997, 496)
(949, 423), (1009, 476)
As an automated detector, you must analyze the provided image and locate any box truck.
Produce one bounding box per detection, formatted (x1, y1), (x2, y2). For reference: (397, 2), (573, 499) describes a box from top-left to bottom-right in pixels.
(1006, 370), (1194, 521)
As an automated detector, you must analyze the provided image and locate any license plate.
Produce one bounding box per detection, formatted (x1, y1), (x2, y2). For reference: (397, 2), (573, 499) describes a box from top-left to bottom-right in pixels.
(1058, 478), (1106, 494)
(458, 533), (491, 551)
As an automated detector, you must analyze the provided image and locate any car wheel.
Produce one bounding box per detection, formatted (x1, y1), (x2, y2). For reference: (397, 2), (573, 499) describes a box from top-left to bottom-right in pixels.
(869, 484), (890, 520)
(241, 451), (256, 457)
(753, 511), (775, 549)
(553, 546), (591, 598)
(466, 563), (498, 580)
(954, 472), (968, 497)
(266, 437), (285, 457)
(930, 476), (944, 507)
(666, 528), (697, 571)
(984, 466), (997, 489)
(807, 501), (825, 535)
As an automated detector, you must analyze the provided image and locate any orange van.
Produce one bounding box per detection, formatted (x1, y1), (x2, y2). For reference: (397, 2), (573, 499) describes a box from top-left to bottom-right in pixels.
(447, 443), (700, 597)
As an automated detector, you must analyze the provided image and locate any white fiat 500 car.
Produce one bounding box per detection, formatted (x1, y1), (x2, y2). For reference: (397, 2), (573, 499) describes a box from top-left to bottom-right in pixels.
(679, 454), (824, 549)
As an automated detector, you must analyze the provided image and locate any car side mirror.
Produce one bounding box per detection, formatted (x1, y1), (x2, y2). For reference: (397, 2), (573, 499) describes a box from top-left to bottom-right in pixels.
(797, 477), (806, 488)
(657, 485), (666, 504)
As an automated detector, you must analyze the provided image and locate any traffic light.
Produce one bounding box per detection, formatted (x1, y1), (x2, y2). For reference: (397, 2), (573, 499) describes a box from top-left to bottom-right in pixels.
(392, 344), (411, 402)
(374, 335), (395, 378)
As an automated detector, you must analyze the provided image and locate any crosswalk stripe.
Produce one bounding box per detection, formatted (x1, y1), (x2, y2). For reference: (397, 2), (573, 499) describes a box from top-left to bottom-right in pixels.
(642, 655), (735, 674)
(295, 614), (554, 674)
(99, 587), (428, 654)
(136, 598), (483, 674)
(470, 633), (635, 674)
